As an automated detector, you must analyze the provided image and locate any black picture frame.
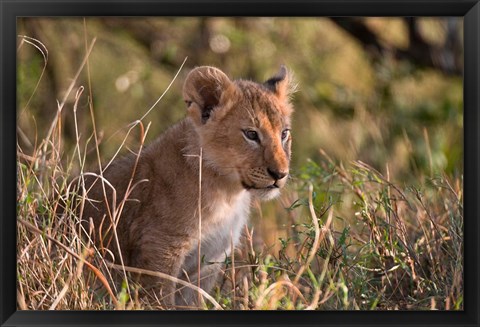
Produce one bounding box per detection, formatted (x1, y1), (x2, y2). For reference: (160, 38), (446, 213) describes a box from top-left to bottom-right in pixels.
(1, 1), (479, 326)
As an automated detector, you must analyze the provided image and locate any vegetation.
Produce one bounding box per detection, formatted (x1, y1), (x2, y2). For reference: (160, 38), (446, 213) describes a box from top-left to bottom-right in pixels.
(16, 17), (463, 310)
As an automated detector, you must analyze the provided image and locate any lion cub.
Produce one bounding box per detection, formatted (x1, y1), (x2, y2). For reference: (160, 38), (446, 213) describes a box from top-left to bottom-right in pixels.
(81, 66), (295, 309)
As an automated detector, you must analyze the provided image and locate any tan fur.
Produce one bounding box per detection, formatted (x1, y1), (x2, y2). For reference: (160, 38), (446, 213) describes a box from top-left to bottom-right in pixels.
(81, 66), (295, 309)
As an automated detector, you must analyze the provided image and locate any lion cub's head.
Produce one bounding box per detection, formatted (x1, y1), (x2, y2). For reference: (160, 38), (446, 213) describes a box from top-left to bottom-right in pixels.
(183, 66), (295, 200)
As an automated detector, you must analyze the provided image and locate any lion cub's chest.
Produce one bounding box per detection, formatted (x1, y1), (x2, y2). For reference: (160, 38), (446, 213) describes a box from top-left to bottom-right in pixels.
(182, 191), (251, 272)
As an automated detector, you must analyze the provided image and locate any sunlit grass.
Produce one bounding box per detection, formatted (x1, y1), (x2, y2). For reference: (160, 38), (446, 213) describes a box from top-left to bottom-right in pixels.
(16, 19), (463, 310)
(16, 112), (463, 310)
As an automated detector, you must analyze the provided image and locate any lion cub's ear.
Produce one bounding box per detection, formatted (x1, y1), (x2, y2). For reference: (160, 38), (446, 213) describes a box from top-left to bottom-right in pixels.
(264, 65), (295, 101)
(183, 66), (233, 125)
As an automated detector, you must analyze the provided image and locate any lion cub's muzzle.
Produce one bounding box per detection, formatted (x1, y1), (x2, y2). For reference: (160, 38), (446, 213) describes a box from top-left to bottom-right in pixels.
(242, 167), (289, 190)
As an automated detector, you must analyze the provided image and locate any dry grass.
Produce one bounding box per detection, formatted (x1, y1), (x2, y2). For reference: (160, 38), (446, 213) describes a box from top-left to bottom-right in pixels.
(16, 31), (463, 310)
(16, 92), (463, 310)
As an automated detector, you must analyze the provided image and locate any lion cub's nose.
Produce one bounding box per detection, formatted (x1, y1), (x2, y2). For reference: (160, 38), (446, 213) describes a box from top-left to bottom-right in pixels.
(267, 168), (288, 181)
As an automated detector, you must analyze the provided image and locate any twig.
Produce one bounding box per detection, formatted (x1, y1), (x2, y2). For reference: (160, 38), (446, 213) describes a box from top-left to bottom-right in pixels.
(42, 38), (96, 153)
(17, 35), (48, 113)
(184, 148), (204, 307)
(198, 148), (203, 306)
(138, 57), (188, 122)
(293, 183), (321, 285)
(230, 228), (236, 309)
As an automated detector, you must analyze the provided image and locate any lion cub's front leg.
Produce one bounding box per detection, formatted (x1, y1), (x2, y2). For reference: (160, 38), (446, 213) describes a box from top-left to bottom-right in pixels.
(175, 263), (222, 309)
(130, 232), (192, 309)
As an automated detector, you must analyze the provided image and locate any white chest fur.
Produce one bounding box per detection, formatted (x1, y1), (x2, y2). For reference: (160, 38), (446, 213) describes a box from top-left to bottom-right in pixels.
(182, 191), (251, 273)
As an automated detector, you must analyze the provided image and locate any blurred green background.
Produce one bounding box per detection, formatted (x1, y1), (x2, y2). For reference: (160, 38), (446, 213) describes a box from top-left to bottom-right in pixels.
(17, 17), (463, 250)
(17, 17), (463, 179)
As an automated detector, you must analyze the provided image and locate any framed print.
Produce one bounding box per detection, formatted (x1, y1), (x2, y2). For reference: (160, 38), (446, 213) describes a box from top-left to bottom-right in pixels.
(1, 0), (479, 326)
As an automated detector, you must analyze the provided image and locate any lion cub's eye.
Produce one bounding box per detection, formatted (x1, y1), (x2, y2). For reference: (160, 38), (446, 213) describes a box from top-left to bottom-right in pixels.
(243, 129), (260, 142)
(281, 129), (290, 140)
